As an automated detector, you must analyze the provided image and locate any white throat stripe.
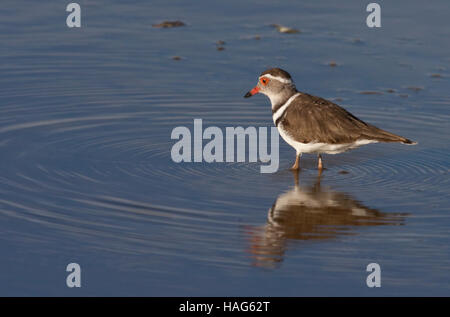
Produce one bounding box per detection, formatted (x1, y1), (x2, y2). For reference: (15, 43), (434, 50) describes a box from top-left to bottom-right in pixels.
(259, 74), (292, 84)
(272, 93), (300, 125)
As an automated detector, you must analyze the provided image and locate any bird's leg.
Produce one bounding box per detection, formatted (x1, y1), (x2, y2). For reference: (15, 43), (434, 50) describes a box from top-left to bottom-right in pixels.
(293, 170), (299, 186)
(318, 154), (324, 171)
(291, 153), (301, 170)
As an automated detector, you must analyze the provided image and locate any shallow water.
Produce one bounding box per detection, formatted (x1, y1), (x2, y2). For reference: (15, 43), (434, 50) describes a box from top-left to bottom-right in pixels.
(0, 0), (449, 296)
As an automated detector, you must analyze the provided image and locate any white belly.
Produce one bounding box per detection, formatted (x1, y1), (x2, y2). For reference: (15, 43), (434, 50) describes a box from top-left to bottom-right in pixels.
(278, 124), (377, 155)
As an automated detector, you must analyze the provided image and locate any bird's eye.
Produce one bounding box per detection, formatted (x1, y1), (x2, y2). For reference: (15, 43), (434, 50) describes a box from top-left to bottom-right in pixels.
(260, 77), (269, 85)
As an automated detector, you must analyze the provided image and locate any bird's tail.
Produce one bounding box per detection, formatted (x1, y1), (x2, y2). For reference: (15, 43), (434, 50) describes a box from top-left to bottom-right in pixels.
(363, 125), (418, 145)
(400, 138), (418, 145)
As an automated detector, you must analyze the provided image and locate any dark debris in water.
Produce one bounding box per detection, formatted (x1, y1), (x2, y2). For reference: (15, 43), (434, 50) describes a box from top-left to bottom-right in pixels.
(152, 21), (186, 28)
(270, 24), (301, 34)
(351, 38), (364, 45)
(216, 40), (226, 51)
(172, 56), (182, 61)
(407, 86), (424, 93)
(360, 91), (383, 95)
(338, 170), (349, 174)
(430, 73), (442, 78)
(386, 89), (396, 93)
(328, 61), (338, 67)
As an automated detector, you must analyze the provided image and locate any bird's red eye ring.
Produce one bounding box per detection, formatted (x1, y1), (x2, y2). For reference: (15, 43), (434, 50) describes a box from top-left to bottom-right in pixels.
(260, 77), (270, 85)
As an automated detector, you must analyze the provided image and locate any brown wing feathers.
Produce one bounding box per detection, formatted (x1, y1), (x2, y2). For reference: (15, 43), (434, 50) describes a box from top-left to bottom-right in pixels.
(282, 93), (415, 144)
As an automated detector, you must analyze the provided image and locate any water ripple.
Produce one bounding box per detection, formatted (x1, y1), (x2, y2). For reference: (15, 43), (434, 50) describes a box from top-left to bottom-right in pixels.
(0, 90), (448, 270)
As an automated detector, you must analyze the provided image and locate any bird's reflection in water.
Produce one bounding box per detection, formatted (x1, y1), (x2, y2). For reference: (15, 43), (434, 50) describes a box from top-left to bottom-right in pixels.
(247, 171), (407, 268)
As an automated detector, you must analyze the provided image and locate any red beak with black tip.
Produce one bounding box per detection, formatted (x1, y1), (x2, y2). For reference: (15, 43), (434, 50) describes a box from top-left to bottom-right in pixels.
(244, 86), (260, 98)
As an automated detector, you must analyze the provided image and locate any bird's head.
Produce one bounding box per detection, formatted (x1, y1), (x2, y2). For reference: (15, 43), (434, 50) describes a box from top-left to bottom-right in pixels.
(244, 68), (297, 108)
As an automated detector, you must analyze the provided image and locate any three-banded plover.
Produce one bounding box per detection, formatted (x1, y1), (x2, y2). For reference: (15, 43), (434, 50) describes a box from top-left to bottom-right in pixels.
(244, 68), (416, 170)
